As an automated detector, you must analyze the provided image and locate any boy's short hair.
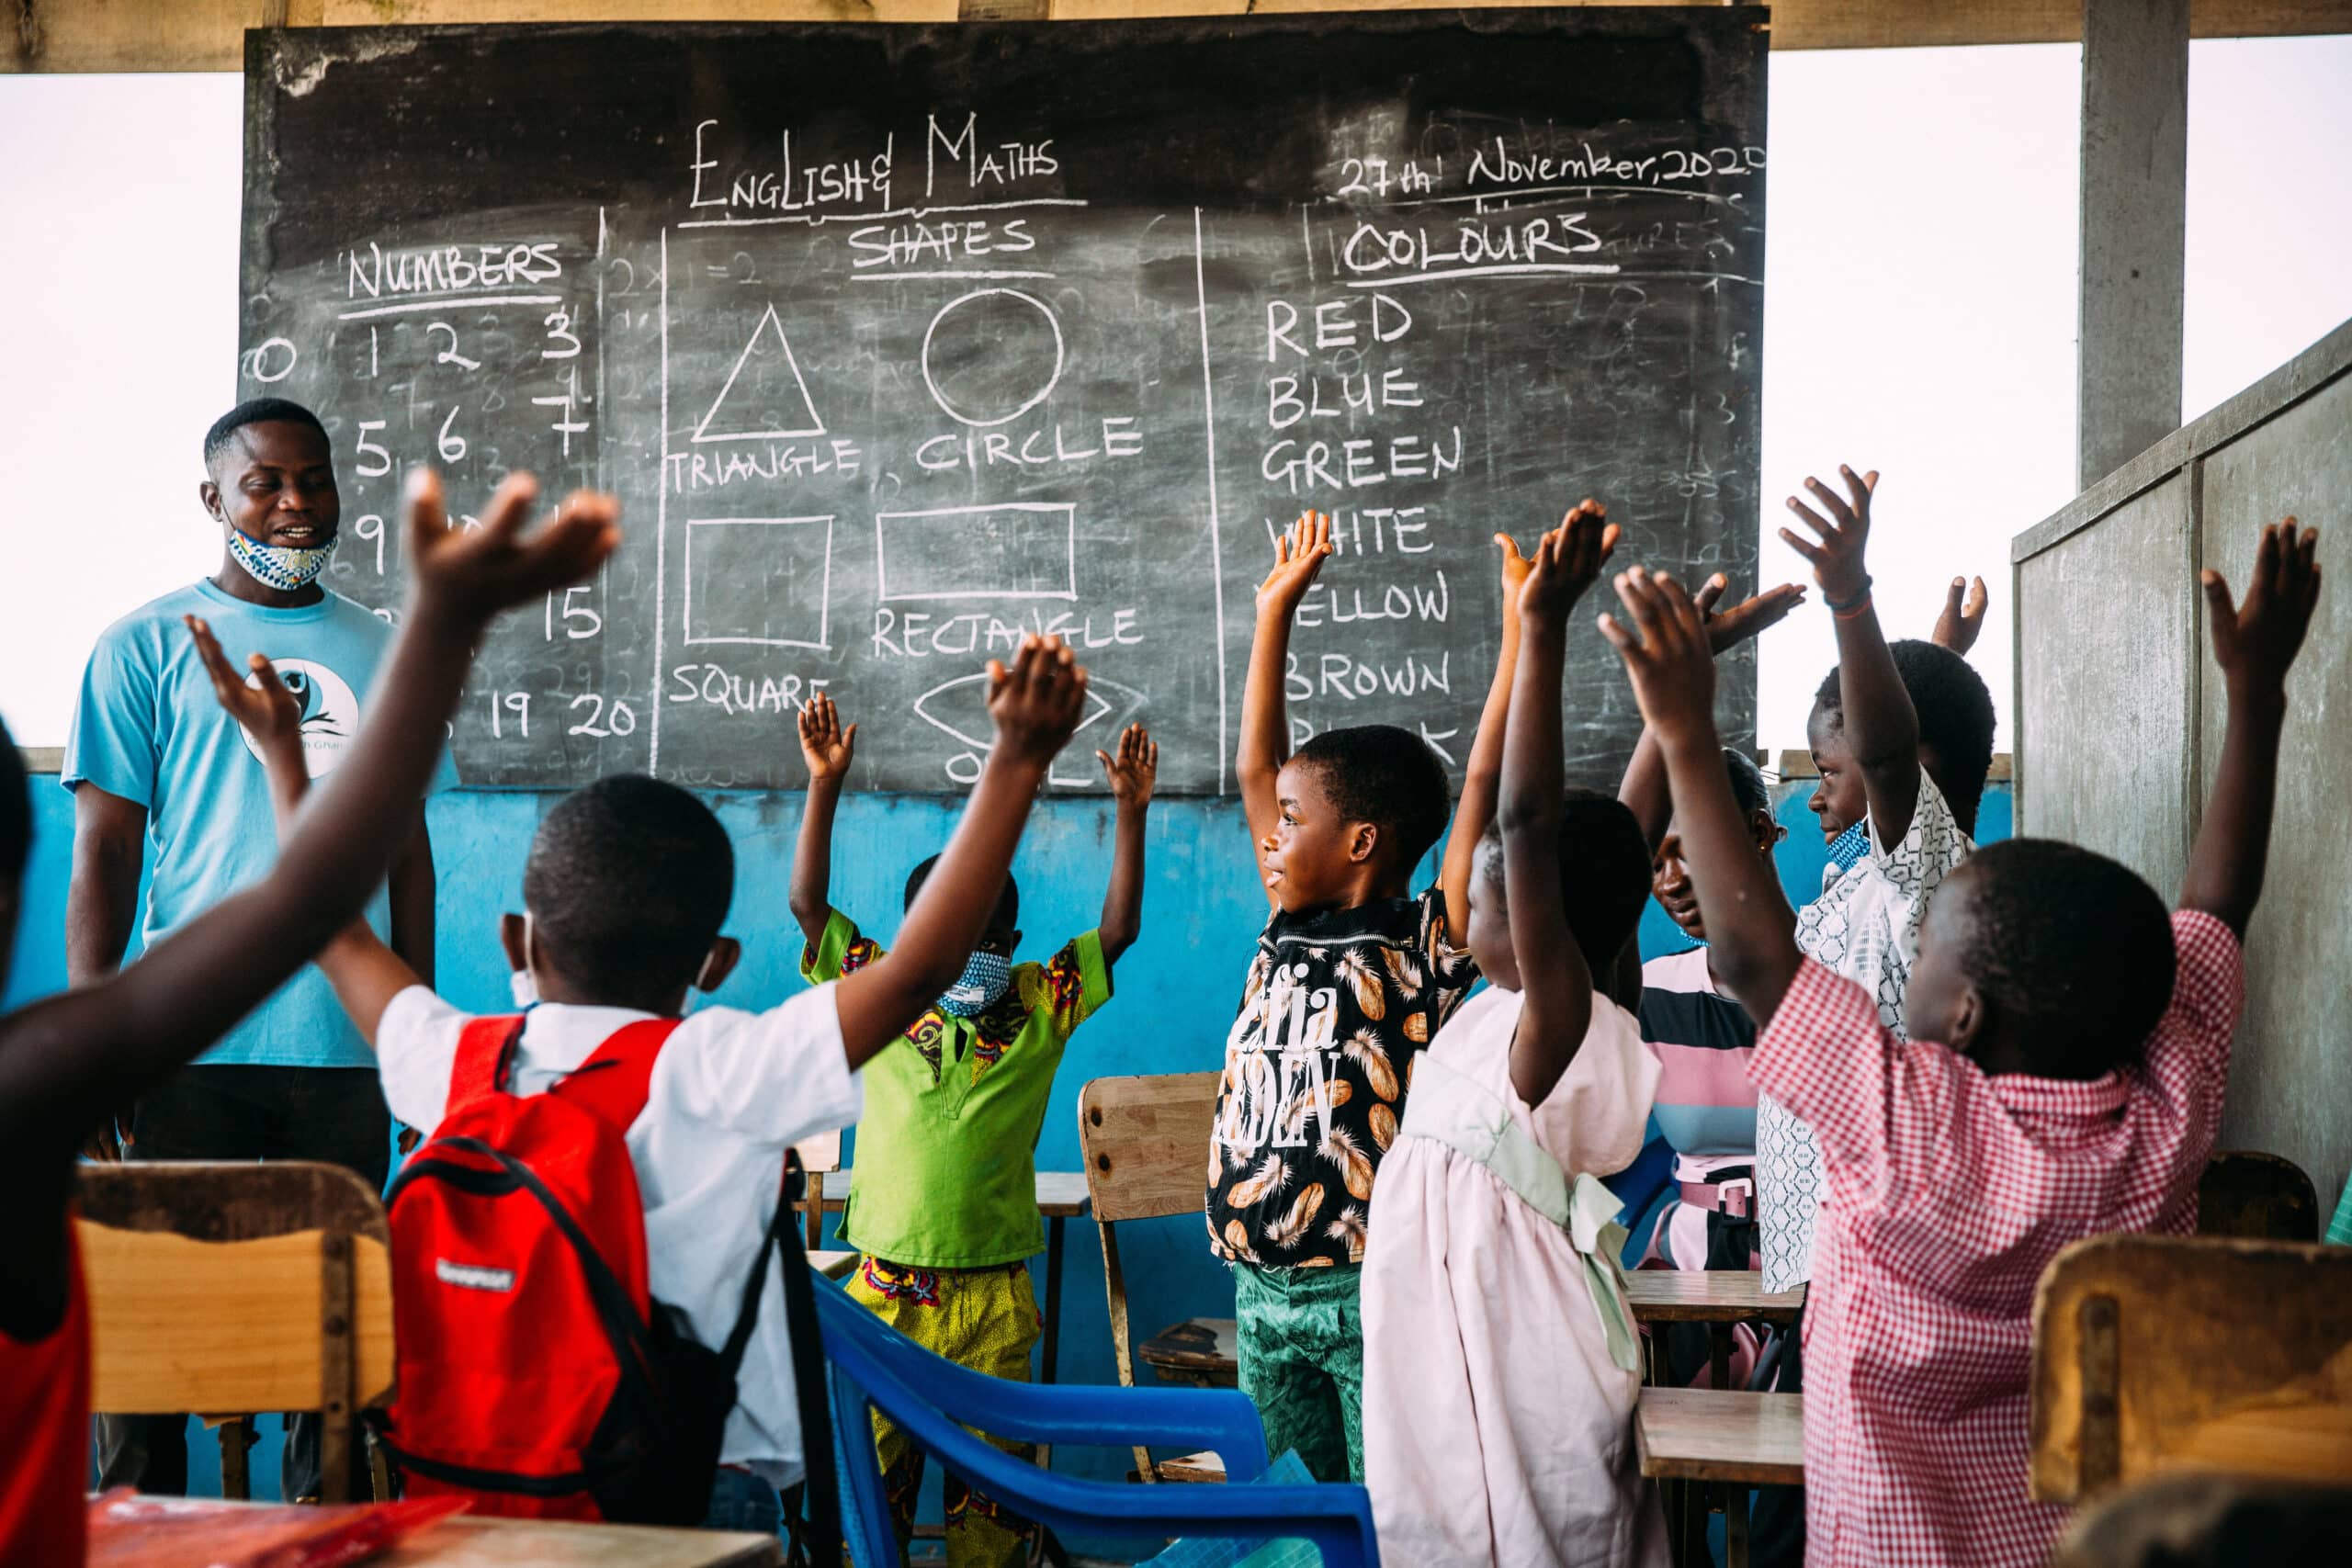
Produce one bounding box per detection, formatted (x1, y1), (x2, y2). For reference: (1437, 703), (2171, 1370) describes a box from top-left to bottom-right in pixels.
(1479, 789), (1652, 971)
(904, 855), (1019, 932)
(1292, 725), (1452, 873)
(1723, 748), (1771, 818)
(1946, 839), (2176, 1079)
(523, 774), (733, 1001)
(1812, 639), (1997, 829)
(204, 398), (330, 471)
(0, 715), (28, 886)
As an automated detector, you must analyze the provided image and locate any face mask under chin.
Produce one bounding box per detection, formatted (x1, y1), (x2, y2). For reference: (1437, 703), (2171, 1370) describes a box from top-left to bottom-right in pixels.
(937, 951), (1012, 1018)
(229, 525), (337, 592)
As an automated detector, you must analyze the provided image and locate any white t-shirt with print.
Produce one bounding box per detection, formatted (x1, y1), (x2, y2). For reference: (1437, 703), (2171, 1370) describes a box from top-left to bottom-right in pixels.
(376, 986), (864, 1489)
(1755, 769), (1972, 1292)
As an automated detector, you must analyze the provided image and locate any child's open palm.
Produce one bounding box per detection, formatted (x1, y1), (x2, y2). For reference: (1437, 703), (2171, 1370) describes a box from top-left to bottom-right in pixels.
(1097, 722), (1159, 807)
(1692, 574), (1808, 653)
(187, 615), (302, 761)
(1932, 575), (1990, 654)
(404, 468), (620, 625)
(1779, 463), (1878, 604)
(1516, 502), (1620, 626)
(797, 694), (858, 783)
(1599, 567), (1716, 739)
(1257, 512), (1334, 619)
(989, 635), (1089, 766)
(2205, 518), (2323, 691)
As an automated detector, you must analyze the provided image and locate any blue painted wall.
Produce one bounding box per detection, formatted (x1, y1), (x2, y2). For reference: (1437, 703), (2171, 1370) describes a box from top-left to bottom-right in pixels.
(7, 773), (2009, 1510)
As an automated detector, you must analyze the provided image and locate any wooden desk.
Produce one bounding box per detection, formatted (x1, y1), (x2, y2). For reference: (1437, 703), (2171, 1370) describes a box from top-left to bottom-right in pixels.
(1635, 1389), (1804, 1568)
(801, 1169), (1091, 1385)
(130, 1509), (780, 1568)
(1625, 1271), (1804, 1392)
(810, 1248), (859, 1280)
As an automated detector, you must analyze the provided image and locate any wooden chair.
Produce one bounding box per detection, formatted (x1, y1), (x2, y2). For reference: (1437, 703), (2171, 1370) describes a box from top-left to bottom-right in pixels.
(2196, 1150), (2320, 1242)
(1077, 1071), (1238, 1483)
(2051, 1472), (2352, 1566)
(2030, 1234), (2352, 1506)
(79, 1160), (395, 1503)
(793, 1129), (844, 1250)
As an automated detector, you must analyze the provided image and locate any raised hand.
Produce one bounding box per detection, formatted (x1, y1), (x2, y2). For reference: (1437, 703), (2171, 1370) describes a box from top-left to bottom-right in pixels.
(403, 468), (620, 626)
(1097, 722), (1159, 808)
(187, 615), (302, 759)
(1692, 575), (1808, 654)
(1933, 575), (1989, 655)
(1598, 567), (1717, 741)
(988, 634), (1089, 768)
(1778, 463), (1878, 605)
(797, 693), (858, 784)
(1517, 501), (1621, 627)
(1256, 512), (1334, 620)
(2204, 518), (2323, 696)
(1495, 531), (1533, 603)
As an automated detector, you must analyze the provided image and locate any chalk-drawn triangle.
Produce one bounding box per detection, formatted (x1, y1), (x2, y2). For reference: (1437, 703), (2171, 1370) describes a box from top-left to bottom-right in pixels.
(693, 302), (824, 443)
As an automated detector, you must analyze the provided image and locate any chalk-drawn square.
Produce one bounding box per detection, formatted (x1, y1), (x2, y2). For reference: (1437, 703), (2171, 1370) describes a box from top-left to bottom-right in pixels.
(875, 502), (1078, 604)
(684, 516), (833, 650)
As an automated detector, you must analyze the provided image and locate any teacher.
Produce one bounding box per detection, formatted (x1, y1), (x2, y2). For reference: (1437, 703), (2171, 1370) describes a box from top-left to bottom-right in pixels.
(62, 398), (455, 1500)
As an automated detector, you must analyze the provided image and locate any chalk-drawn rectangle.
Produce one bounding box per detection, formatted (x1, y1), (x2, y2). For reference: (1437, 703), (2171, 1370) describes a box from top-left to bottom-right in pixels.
(875, 502), (1078, 604)
(684, 516), (833, 649)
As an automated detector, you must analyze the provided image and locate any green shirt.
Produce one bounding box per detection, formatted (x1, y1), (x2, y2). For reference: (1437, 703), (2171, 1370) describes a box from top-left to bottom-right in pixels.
(803, 908), (1111, 1268)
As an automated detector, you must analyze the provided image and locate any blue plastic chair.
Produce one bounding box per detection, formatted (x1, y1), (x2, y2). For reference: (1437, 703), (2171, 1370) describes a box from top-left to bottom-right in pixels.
(809, 1275), (1382, 1566)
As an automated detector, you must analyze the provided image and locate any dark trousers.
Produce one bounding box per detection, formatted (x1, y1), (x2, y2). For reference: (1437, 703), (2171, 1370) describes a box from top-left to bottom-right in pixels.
(93, 1066), (390, 1502)
(1747, 1302), (1805, 1568)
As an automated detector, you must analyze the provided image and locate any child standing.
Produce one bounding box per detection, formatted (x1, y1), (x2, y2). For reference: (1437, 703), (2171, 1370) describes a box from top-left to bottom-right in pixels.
(1600, 520), (2320, 1567)
(0, 469), (616, 1564)
(792, 696), (1154, 1566)
(1361, 514), (1667, 1567)
(1209, 510), (1548, 1481)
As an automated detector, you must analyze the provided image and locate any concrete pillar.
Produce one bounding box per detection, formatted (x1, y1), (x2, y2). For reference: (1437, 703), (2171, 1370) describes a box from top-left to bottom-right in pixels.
(2077, 0), (2190, 489)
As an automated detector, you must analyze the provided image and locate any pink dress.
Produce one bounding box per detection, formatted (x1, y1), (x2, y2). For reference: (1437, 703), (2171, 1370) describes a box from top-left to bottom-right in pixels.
(1363, 985), (1667, 1567)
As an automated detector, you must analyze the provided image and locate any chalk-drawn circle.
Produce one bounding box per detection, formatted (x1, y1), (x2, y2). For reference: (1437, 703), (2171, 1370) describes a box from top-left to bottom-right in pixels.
(244, 336), (299, 385)
(921, 289), (1064, 429)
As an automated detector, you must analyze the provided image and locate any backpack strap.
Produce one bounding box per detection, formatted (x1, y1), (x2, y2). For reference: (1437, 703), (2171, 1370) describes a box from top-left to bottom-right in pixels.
(546, 1017), (684, 1134)
(448, 1014), (527, 1108)
(721, 1151), (842, 1563)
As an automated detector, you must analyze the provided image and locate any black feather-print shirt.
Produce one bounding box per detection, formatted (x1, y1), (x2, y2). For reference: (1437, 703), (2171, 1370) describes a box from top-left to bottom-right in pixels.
(1205, 888), (1478, 1269)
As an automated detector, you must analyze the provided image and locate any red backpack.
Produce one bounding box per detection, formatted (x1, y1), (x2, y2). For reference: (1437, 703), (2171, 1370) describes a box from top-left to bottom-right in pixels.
(371, 1014), (834, 1535)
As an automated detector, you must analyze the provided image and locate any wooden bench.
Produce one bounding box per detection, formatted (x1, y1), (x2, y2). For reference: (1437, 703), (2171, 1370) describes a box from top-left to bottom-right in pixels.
(1624, 1270), (1805, 1390)
(1634, 1388), (1804, 1568)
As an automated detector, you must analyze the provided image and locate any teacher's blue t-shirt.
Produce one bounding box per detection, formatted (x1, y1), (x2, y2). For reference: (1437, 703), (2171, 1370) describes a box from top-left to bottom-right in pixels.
(61, 580), (458, 1068)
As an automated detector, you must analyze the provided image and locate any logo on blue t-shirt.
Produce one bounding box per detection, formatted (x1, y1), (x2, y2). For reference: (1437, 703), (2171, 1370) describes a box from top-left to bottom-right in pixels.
(238, 658), (362, 779)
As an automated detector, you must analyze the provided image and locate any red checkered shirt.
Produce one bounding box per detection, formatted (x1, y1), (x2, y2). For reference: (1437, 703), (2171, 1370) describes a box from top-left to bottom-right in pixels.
(1751, 910), (2242, 1568)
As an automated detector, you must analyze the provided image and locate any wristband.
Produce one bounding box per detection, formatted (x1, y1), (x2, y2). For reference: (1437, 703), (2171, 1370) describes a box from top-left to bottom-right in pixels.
(1832, 596), (1876, 622)
(1823, 574), (1873, 615)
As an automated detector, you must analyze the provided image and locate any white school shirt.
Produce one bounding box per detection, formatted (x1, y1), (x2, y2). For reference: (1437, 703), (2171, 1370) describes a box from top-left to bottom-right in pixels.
(376, 985), (865, 1490)
(1754, 769), (1971, 1293)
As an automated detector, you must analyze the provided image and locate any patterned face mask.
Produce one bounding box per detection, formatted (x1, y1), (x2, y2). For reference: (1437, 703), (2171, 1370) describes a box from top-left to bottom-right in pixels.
(228, 525), (337, 592)
(937, 950), (1012, 1018)
(1824, 821), (1870, 876)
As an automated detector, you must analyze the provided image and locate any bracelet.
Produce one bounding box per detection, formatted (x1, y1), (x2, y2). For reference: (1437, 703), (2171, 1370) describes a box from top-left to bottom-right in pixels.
(1832, 596), (1875, 622)
(1823, 575), (1873, 615)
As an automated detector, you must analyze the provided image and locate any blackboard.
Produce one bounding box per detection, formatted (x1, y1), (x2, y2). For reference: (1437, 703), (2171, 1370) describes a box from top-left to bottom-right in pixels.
(239, 10), (1766, 793)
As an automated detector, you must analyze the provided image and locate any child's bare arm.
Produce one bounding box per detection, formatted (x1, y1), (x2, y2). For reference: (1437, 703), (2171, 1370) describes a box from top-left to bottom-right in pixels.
(2182, 520), (2322, 937)
(187, 620), (421, 1047)
(834, 637), (1085, 1067)
(1238, 513), (1331, 905)
(1782, 465), (1923, 846)
(791, 694), (857, 947)
(1502, 513), (1617, 1105)
(0, 471), (616, 1147)
(1438, 525), (1540, 946)
(1617, 575), (1807, 850)
(1096, 723), (1157, 964)
(1602, 568), (1803, 1020)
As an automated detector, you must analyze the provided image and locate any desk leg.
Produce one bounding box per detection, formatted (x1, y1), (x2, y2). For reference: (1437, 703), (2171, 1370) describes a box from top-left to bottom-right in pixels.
(1711, 1324), (1731, 1392)
(1725, 1481), (1751, 1568)
(1043, 1215), (1066, 1385)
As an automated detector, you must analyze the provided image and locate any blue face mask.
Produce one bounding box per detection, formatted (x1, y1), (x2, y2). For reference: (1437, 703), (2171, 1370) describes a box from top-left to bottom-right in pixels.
(228, 525), (337, 592)
(1824, 821), (1870, 878)
(937, 951), (1012, 1018)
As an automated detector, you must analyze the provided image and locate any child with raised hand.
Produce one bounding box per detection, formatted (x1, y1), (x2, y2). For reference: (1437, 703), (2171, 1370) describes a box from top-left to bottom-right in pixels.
(214, 632), (1089, 1532)
(790, 696), (1153, 1568)
(0, 468), (616, 1565)
(1598, 523), (2320, 1568)
(1362, 512), (1666, 1567)
(1210, 505), (1555, 1482)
